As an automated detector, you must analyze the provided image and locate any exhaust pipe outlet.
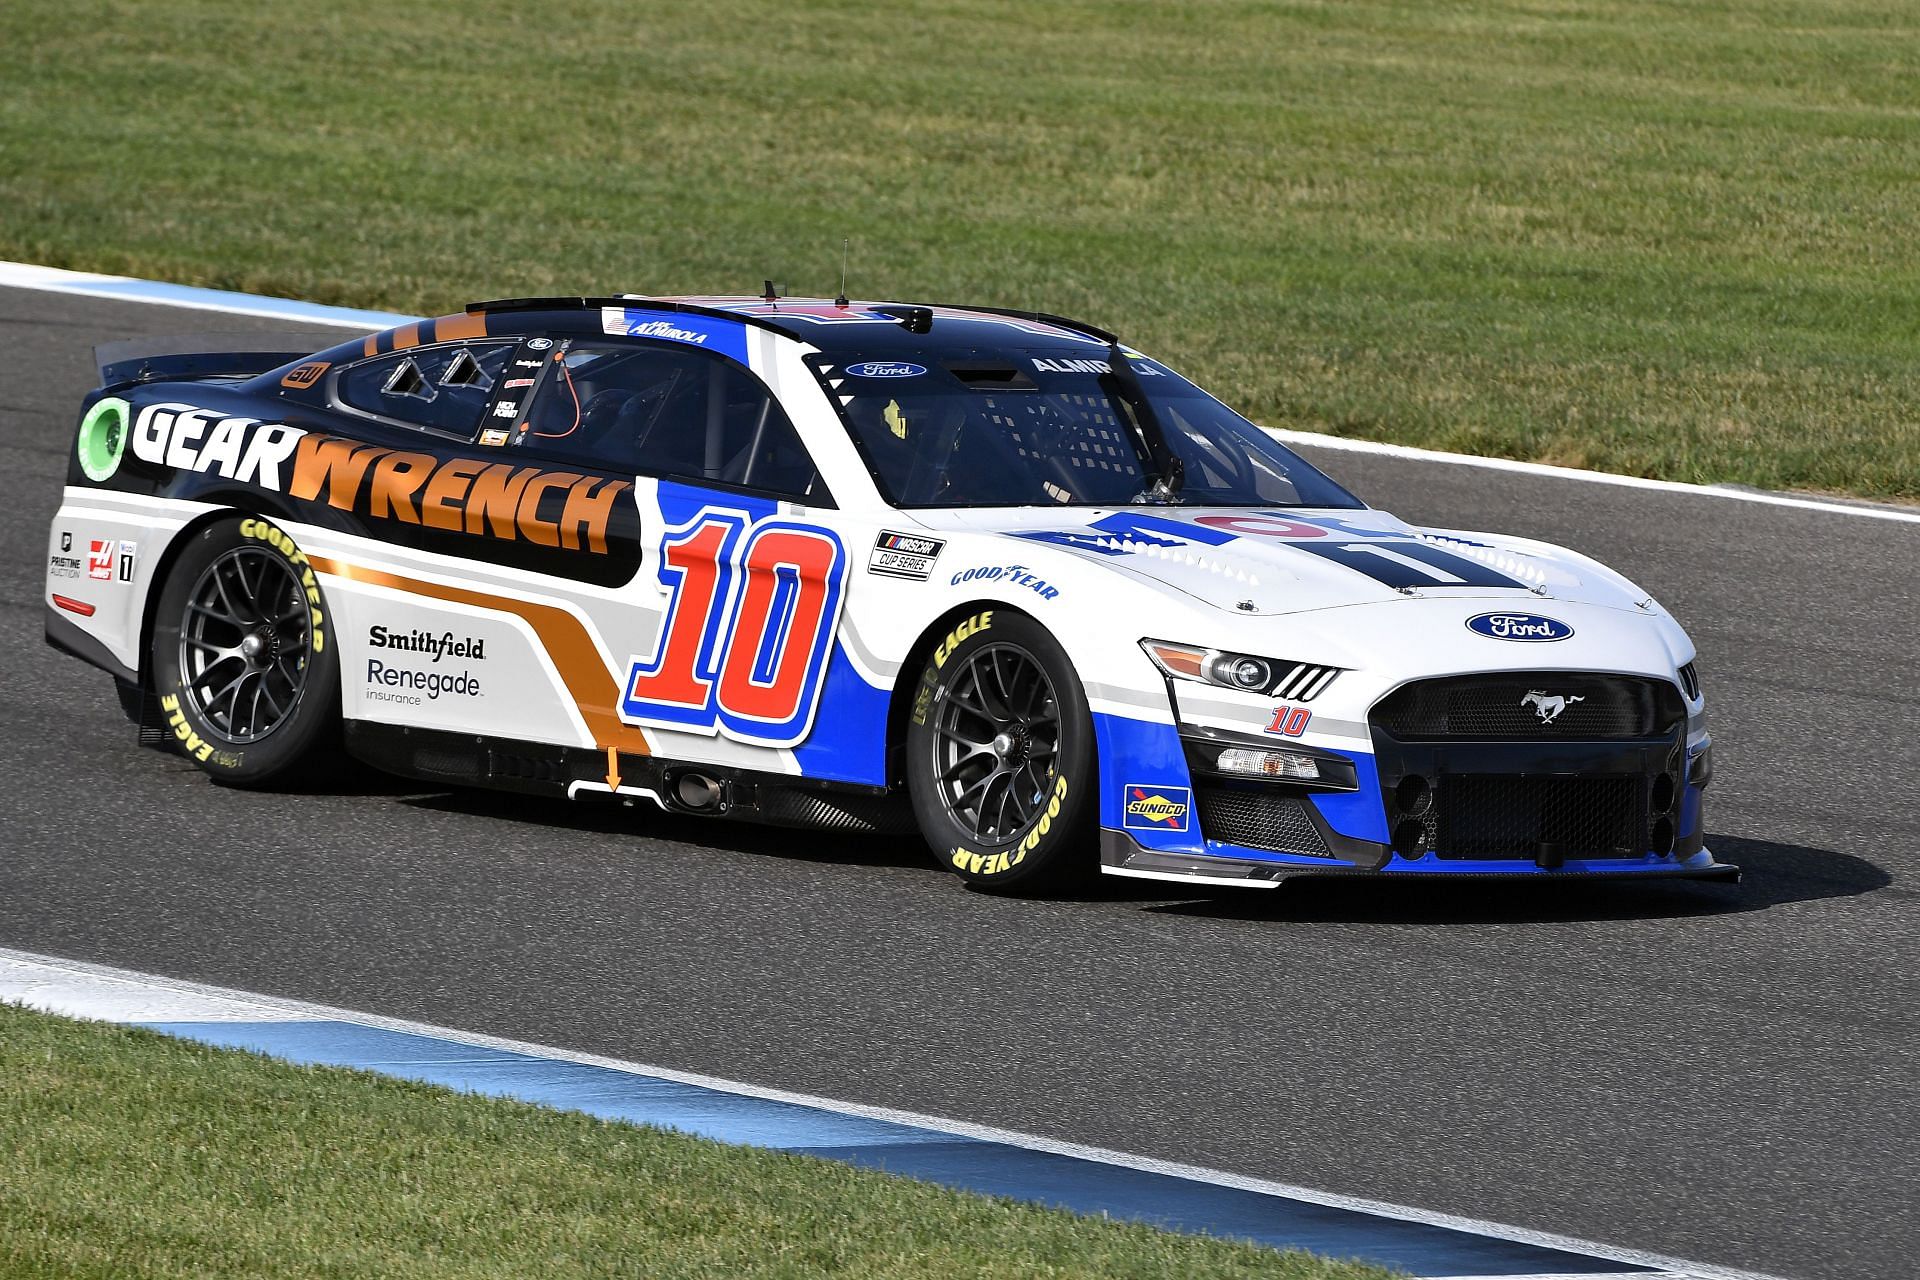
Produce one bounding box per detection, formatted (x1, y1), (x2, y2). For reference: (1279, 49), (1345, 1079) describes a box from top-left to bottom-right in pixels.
(673, 771), (725, 811)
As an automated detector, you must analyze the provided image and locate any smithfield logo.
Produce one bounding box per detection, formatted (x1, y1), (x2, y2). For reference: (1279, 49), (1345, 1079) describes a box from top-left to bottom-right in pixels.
(1122, 784), (1192, 832)
(1466, 612), (1574, 642)
(368, 625), (487, 662)
(845, 361), (926, 378)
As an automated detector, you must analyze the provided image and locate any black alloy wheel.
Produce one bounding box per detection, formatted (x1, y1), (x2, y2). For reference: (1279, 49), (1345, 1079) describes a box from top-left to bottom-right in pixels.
(149, 517), (340, 787)
(178, 545), (314, 740)
(906, 609), (1095, 890)
(931, 643), (1061, 843)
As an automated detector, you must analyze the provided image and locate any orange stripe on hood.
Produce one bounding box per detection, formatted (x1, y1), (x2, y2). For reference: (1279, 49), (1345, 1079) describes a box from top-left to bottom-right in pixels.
(310, 555), (650, 756)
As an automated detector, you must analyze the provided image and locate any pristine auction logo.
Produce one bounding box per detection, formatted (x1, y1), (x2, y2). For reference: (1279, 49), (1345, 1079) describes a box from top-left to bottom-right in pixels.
(1466, 612), (1574, 642)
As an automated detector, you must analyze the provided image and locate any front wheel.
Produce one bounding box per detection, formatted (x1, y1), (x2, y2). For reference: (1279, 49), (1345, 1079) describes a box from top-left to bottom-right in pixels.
(148, 515), (340, 787)
(905, 609), (1096, 890)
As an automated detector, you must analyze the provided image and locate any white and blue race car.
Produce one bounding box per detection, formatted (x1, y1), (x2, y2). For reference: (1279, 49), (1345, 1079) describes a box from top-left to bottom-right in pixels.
(43, 292), (1731, 890)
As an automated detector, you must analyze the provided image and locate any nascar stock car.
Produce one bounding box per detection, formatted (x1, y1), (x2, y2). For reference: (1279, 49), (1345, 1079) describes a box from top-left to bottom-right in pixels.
(42, 291), (1733, 891)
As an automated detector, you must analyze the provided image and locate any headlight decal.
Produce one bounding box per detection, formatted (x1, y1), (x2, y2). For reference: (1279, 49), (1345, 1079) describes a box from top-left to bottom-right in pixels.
(1141, 639), (1342, 702)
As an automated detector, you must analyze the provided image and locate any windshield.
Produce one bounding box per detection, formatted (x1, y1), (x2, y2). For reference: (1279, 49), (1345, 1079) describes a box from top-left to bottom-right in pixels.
(815, 347), (1363, 509)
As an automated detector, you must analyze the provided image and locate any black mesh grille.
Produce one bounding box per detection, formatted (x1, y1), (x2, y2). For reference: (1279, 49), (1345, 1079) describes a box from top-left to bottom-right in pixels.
(1436, 775), (1646, 859)
(1373, 673), (1681, 740)
(1196, 786), (1330, 857)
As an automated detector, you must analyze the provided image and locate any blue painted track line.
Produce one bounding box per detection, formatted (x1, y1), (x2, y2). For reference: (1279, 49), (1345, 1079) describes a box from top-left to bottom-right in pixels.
(54, 276), (415, 329)
(0, 261), (413, 329)
(148, 1017), (1644, 1278)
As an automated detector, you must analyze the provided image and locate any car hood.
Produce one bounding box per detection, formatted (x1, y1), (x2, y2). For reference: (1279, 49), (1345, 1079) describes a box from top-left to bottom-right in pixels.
(908, 506), (1652, 617)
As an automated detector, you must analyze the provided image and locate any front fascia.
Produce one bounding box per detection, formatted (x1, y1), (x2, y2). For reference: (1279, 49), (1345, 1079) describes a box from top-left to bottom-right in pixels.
(1076, 592), (1711, 878)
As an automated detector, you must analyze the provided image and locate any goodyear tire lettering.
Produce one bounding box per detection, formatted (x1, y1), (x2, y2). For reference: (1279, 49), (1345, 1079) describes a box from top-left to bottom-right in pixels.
(236, 517), (327, 653)
(949, 774), (1070, 877)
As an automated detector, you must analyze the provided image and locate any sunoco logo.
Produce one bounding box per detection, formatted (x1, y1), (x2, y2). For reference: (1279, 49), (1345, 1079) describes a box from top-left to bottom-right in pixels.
(1466, 612), (1574, 642)
(1122, 784), (1191, 832)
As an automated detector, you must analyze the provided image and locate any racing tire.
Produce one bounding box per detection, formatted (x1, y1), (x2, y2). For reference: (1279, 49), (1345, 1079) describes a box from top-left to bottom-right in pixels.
(148, 515), (340, 788)
(906, 609), (1096, 891)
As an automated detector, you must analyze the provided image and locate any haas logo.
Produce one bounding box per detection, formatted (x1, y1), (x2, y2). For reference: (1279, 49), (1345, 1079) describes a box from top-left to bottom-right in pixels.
(1522, 690), (1585, 724)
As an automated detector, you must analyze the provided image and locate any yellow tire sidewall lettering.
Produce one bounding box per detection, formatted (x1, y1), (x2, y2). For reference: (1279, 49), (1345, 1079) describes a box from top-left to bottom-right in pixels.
(951, 772), (1069, 878)
(932, 610), (993, 669)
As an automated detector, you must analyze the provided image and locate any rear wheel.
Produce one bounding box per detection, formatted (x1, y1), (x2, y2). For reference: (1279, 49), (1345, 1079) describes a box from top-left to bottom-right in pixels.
(906, 610), (1096, 890)
(148, 516), (339, 787)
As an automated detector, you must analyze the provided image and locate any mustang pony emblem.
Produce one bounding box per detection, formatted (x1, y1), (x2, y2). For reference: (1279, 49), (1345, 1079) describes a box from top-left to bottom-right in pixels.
(1521, 690), (1585, 724)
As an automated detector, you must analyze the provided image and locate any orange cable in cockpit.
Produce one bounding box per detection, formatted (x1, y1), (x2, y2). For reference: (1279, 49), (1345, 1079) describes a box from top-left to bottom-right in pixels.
(534, 354), (583, 438)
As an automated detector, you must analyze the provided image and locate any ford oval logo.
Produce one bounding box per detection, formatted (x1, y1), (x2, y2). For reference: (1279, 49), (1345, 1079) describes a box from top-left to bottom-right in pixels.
(1466, 612), (1574, 642)
(845, 361), (926, 378)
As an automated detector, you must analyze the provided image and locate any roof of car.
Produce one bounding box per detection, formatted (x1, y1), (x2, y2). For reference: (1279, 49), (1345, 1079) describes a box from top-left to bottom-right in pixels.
(463, 294), (1117, 354)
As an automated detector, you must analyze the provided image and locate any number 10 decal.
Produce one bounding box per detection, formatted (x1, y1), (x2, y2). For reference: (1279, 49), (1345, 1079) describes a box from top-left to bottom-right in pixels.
(622, 509), (849, 747)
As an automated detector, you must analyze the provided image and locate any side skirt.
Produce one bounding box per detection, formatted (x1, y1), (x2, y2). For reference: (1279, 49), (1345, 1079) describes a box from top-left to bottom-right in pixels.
(341, 720), (917, 835)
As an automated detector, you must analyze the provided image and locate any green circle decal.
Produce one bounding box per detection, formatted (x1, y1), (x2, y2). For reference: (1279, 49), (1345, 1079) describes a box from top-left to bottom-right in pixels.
(77, 397), (130, 482)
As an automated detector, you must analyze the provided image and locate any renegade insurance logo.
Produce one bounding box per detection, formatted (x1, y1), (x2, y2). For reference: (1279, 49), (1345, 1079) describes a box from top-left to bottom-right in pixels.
(1122, 784), (1192, 832)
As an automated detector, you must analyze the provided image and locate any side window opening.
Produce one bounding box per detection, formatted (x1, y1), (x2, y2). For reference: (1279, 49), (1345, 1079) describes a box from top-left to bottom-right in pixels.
(519, 343), (829, 504)
(338, 342), (515, 436)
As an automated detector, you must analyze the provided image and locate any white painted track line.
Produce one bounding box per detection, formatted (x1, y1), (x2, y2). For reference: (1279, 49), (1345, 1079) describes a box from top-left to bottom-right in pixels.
(3, 948), (1784, 1280)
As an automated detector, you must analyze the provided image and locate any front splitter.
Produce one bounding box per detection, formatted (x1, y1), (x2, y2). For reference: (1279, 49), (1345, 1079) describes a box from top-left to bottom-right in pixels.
(1099, 829), (1741, 888)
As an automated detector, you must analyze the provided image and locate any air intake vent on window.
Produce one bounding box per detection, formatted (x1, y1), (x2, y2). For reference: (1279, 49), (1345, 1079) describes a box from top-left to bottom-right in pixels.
(440, 348), (489, 388)
(381, 357), (433, 401)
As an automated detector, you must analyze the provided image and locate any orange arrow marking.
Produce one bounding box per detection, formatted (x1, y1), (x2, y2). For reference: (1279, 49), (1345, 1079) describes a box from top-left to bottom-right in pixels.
(605, 746), (622, 791)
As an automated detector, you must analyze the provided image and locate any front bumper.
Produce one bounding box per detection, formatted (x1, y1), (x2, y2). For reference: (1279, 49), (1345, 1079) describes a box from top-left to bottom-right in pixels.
(1098, 829), (1741, 888)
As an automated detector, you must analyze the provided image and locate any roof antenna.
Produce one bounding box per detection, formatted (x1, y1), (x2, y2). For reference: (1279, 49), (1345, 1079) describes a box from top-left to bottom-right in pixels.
(834, 238), (850, 308)
(762, 279), (779, 309)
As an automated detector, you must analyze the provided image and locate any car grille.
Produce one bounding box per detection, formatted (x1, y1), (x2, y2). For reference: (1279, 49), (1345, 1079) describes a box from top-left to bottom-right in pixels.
(1434, 775), (1646, 860)
(1372, 673), (1681, 740)
(1195, 785), (1330, 858)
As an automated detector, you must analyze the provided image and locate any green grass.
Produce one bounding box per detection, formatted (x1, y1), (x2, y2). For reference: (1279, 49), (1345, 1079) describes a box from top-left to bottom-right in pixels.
(2, 0), (1917, 499)
(0, 1003), (1395, 1279)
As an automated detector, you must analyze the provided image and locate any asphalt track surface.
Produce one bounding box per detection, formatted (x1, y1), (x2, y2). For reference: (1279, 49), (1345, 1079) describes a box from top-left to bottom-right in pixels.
(2, 285), (1914, 1280)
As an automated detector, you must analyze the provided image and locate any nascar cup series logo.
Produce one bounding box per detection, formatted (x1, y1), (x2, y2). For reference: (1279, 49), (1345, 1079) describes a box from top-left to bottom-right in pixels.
(1122, 784), (1192, 833)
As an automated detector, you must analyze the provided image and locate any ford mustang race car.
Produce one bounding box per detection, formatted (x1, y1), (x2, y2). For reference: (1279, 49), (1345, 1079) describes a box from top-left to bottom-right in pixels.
(43, 292), (1733, 890)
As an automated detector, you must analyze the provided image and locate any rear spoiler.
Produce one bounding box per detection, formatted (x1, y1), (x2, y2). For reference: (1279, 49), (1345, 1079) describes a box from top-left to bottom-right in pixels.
(93, 333), (327, 389)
